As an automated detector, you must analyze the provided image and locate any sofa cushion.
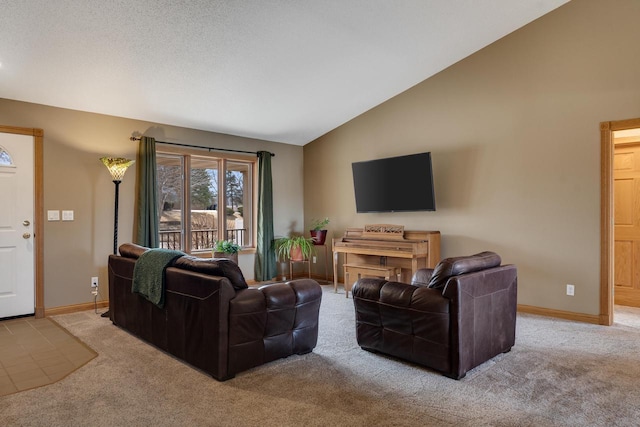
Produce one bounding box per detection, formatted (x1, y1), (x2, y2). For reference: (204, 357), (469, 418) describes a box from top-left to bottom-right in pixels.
(427, 251), (501, 290)
(174, 256), (248, 290)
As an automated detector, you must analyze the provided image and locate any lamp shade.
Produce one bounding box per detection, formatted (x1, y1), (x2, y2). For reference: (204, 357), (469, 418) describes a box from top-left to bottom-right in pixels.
(100, 157), (135, 181)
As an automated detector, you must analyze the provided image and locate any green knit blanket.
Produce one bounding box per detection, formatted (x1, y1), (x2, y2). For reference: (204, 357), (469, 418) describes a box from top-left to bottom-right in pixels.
(132, 248), (185, 308)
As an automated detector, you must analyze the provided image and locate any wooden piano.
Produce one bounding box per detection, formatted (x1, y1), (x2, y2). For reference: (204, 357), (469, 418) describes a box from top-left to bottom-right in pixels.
(332, 225), (441, 295)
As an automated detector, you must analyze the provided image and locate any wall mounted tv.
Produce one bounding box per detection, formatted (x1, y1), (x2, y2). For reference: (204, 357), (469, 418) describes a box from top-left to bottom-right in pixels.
(352, 152), (436, 213)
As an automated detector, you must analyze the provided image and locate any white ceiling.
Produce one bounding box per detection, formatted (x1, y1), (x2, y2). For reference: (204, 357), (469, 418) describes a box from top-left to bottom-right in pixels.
(0, 0), (568, 146)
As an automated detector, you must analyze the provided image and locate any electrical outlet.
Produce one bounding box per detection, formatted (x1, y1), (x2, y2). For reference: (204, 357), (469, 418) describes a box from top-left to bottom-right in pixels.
(313, 256), (317, 264)
(91, 277), (99, 288)
(566, 284), (575, 296)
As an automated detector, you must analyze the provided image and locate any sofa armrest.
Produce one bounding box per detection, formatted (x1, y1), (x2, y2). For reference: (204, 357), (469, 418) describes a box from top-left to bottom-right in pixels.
(442, 265), (517, 379)
(228, 278), (322, 375)
(118, 242), (148, 259)
(262, 279), (323, 354)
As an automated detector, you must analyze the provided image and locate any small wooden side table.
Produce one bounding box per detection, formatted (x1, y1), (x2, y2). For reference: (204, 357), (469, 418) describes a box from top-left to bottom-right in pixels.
(289, 259), (311, 281)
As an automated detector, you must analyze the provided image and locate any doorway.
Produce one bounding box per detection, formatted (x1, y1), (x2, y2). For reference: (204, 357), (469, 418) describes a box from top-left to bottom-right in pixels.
(0, 126), (44, 318)
(601, 118), (640, 326)
(613, 130), (640, 307)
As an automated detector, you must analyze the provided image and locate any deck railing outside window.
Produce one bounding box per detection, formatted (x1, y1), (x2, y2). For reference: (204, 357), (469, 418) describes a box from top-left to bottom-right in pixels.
(159, 228), (245, 251)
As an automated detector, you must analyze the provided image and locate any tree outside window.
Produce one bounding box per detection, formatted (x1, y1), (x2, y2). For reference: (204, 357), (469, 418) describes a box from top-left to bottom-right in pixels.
(156, 152), (254, 253)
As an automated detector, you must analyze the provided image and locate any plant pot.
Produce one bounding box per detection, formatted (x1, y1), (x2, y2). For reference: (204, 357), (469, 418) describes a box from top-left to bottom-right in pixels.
(310, 230), (327, 245)
(290, 246), (305, 261)
(213, 251), (238, 264)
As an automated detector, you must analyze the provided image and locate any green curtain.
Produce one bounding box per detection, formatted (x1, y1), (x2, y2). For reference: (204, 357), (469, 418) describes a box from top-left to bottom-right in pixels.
(254, 151), (276, 281)
(135, 136), (159, 248)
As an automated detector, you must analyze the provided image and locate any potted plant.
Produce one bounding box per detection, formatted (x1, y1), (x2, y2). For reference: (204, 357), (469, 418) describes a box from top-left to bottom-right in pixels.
(213, 239), (241, 264)
(276, 235), (315, 262)
(309, 217), (330, 245)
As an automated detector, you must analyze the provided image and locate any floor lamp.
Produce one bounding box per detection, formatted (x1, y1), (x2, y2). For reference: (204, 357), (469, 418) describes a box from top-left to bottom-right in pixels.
(100, 157), (134, 317)
(100, 157), (135, 254)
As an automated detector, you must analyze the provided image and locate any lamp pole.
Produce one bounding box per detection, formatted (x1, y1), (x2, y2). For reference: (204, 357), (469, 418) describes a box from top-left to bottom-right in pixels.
(112, 179), (121, 255)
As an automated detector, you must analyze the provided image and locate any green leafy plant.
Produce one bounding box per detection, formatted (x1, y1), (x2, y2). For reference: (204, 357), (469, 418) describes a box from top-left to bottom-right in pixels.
(275, 236), (315, 261)
(310, 217), (330, 231)
(214, 240), (241, 254)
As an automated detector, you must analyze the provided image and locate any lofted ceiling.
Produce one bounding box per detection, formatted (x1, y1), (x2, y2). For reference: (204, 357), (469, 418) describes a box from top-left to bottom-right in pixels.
(0, 0), (568, 146)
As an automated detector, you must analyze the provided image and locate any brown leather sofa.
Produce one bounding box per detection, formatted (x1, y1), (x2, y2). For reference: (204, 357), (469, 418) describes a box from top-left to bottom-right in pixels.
(108, 243), (322, 381)
(352, 251), (517, 379)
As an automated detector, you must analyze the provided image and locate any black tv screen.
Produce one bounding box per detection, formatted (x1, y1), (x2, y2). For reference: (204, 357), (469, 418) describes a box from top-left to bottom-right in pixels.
(352, 152), (436, 213)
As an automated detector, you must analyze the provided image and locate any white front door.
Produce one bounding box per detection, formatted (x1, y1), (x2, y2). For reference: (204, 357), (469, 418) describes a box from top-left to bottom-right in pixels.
(0, 132), (35, 318)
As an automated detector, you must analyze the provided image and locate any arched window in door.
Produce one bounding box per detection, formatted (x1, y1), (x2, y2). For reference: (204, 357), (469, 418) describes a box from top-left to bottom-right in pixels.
(0, 145), (13, 165)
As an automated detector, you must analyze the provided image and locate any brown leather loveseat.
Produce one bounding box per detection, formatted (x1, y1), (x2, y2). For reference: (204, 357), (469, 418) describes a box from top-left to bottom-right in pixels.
(352, 251), (517, 379)
(108, 243), (322, 381)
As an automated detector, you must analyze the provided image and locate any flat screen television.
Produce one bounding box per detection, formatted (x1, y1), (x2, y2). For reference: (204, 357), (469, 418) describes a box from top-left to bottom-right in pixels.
(352, 152), (436, 213)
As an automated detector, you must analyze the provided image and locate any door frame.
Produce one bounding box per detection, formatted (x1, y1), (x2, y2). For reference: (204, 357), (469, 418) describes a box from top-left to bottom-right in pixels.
(600, 118), (640, 326)
(0, 125), (44, 318)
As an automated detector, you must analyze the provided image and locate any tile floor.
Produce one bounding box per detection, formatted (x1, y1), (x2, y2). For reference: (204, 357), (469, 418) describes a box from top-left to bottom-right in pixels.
(0, 316), (97, 396)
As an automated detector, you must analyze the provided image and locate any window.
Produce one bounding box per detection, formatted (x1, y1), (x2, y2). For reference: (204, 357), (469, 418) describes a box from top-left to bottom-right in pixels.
(156, 149), (255, 254)
(0, 146), (13, 166)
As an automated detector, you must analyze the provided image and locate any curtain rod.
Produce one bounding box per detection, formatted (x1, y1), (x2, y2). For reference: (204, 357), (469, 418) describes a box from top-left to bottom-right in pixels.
(129, 137), (275, 157)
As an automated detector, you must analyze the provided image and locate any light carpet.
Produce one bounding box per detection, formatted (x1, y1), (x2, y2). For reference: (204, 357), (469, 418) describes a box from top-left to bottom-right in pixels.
(1, 286), (640, 426)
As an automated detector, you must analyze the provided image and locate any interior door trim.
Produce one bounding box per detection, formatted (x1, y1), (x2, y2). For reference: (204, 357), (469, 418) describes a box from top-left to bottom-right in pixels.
(600, 118), (640, 326)
(0, 125), (44, 318)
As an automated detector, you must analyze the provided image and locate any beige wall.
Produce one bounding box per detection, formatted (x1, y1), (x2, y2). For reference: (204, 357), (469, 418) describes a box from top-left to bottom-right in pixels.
(304, 0), (640, 315)
(0, 99), (303, 309)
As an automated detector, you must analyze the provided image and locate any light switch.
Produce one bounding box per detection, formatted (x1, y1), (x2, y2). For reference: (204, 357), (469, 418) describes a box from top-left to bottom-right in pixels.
(47, 210), (60, 221)
(62, 210), (74, 221)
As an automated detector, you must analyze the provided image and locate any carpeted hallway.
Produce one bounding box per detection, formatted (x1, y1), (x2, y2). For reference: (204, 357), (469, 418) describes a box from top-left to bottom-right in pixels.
(2, 285), (640, 426)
